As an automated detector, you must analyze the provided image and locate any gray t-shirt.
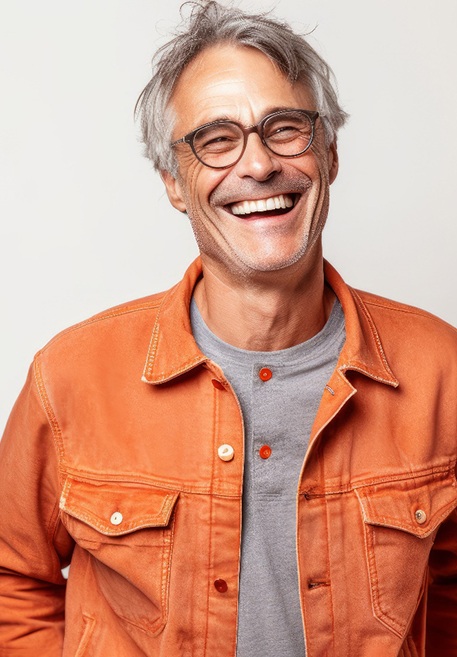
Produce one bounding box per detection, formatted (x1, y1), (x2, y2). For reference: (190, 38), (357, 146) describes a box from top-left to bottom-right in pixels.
(191, 298), (345, 657)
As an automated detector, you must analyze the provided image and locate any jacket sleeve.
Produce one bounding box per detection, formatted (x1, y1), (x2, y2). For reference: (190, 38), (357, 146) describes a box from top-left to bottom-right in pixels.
(0, 360), (74, 656)
(426, 507), (457, 653)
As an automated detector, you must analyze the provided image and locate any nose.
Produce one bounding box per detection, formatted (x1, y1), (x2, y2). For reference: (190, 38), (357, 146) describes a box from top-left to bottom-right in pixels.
(234, 132), (282, 181)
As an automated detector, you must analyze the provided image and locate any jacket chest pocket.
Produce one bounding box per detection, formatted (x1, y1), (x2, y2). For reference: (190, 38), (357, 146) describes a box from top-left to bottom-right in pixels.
(355, 468), (457, 639)
(60, 477), (179, 637)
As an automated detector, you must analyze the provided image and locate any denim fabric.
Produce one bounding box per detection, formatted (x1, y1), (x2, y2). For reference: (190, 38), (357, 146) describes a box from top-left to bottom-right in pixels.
(1, 259), (457, 657)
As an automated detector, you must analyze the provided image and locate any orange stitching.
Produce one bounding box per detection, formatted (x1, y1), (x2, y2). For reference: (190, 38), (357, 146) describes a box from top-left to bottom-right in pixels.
(363, 297), (457, 330)
(33, 357), (66, 470)
(203, 380), (218, 656)
(351, 288), (398, 381)
(365, 524), (412, 636)
(39, 301), (163, 355)
(144, 355), (207, 383)
(60, 469), (242, 497)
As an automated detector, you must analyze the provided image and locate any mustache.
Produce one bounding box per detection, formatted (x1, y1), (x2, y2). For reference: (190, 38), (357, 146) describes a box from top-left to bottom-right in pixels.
(210, 173), (312, 207)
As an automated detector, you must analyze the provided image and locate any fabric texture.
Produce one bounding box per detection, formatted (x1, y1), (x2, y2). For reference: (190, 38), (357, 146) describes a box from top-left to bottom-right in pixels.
(0, 258), (456, 657)
(191, 297), (345, 657)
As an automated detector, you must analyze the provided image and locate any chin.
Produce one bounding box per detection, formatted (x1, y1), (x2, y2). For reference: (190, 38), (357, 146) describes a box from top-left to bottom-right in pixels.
(237, 251), (309, 275)
(241, 242), (311, 273)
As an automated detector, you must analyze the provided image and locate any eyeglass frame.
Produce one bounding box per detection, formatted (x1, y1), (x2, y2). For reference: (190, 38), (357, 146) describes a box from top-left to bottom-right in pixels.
(170, 108), (320, 170)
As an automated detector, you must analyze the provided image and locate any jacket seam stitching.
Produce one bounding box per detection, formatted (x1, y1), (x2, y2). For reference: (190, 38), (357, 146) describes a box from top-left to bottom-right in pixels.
(363, 297), (457, 328)
(338, 363), (398, 386)
(33, 356), (66, 471)
(143, 284), (179, 379)
(145, 355), (207, 383)
(364, 523), (404, 637)
(33, 356), (69, 582)
(352, 463), (457, 490)
(143, 314), (161, 379)
(61, 494), (178, 534)
(60, 470), (241, 496)
(142, 281), (207, 382)
(47, 499), (66, 583)
(39, 302), (162, 354)
(300, 461), (457, 497)
(350, 288), (397, 380)
(203, 384), (218, 656)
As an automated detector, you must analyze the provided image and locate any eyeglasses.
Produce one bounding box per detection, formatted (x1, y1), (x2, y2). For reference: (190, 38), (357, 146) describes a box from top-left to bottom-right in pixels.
(171, 108), (320, 169)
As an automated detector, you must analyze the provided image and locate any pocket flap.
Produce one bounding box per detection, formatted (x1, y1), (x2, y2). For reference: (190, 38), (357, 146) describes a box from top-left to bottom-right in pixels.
(355, 469), (457, 538)
(60, 478), (179, 536)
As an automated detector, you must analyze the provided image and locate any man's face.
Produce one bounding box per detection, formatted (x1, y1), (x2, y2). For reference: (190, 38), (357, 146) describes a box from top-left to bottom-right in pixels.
(162, 44), (338, 282)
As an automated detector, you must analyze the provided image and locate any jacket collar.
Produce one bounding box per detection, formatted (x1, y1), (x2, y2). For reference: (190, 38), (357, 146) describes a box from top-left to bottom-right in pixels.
(142, 258), (399, 388)
(324, 261), (399, 388)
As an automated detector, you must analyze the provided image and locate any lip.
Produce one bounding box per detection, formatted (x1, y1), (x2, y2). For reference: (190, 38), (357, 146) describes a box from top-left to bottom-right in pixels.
(210, 172), (312, 222)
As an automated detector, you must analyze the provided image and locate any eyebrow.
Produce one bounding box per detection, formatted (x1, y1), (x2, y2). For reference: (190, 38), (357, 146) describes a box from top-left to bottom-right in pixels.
(197, 106), (309, 127)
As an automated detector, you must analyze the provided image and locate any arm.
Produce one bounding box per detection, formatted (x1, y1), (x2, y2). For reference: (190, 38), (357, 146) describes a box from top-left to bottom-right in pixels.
(426, 507), (457, 653)
(0, 361), (74, 656)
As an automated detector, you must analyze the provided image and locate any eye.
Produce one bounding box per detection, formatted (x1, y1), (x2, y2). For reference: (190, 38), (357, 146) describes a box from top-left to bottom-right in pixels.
(264, 113), (313, 144)
(268, 125), (301, 142)
(194, 123), (242, 154)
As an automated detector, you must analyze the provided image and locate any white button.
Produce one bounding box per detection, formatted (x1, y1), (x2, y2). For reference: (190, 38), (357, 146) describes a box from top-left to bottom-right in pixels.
(110, 512), (123, 525)
(218, 444), (235, 462)
(415, 509), (427, 524)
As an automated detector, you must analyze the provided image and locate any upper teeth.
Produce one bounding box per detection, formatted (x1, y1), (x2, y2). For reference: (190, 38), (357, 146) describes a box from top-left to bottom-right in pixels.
(231, 194), (294, 216)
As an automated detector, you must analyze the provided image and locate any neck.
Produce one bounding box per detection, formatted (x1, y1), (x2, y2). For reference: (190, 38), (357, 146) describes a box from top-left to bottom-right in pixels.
(194, 246), (334, 351)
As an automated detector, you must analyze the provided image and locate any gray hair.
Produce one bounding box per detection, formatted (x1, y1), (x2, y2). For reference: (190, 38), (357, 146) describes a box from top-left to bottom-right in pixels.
(135, 0), (348, 174)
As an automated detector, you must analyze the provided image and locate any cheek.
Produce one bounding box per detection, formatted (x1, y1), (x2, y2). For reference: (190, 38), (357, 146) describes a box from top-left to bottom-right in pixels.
(305, 152), (329, 191)
(179, 166), (227, 215)
(309, 135), (334, 183)
(175, 166), (201, 213)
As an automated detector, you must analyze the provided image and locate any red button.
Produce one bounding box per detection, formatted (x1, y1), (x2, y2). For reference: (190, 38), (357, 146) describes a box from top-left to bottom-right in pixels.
(214, 579), (228, 593)
(259, 367), (272, 381)
(211, 379), (225, 390)
(259, 445), (272, 459)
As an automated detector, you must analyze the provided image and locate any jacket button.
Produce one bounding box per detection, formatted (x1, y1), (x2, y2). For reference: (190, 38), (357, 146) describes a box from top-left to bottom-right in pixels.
(259, 367), (272, 381)
(214, 579), (228, 593)
(110, 512), (123, 525)
(415, 509), (427, 524)
(218, 444), (235, 462)
(211, 379), (225, 390)
(259, 445), (272, 459)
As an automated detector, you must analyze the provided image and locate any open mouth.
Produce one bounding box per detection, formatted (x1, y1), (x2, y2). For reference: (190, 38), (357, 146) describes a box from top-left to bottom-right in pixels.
(227, 193), (297, 218)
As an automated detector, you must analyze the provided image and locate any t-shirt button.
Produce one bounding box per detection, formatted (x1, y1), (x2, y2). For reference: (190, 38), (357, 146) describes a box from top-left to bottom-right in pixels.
(259, 445), (272, 459)
(211, 379), (225, 390)
(214, 579), (228, 593)
(259, 367), (273, 381)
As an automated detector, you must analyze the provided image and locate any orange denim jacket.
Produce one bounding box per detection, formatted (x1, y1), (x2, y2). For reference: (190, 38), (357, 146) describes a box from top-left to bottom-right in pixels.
(1, 258), (457, 657)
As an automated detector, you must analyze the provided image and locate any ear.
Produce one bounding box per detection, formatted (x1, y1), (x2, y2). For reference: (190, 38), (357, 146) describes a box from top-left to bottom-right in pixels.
(327, 139), (339, 185)
(160, 170), (187, 213)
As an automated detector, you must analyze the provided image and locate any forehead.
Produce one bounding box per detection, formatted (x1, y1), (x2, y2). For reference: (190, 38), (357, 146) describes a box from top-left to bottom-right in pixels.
(169, 43), (315, 132)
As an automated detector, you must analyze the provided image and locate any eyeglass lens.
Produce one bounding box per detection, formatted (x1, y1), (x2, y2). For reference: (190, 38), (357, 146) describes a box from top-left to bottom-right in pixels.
(192, 111), (314, 168)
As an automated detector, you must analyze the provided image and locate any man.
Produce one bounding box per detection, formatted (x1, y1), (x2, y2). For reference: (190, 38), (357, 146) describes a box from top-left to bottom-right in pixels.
(0, 1), (456, 655)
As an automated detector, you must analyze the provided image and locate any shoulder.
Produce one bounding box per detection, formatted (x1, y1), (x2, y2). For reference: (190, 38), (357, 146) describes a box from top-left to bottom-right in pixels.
(34, 288), (172, 371)
(353, 287), (457, 364)
(31, 258), (202, 387)
(325, 260), (456, 347)
(355, 288), (456, 334)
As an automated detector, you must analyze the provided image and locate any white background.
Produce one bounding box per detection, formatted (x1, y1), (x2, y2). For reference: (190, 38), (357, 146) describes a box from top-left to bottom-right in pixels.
(1, 0), (456, 432)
